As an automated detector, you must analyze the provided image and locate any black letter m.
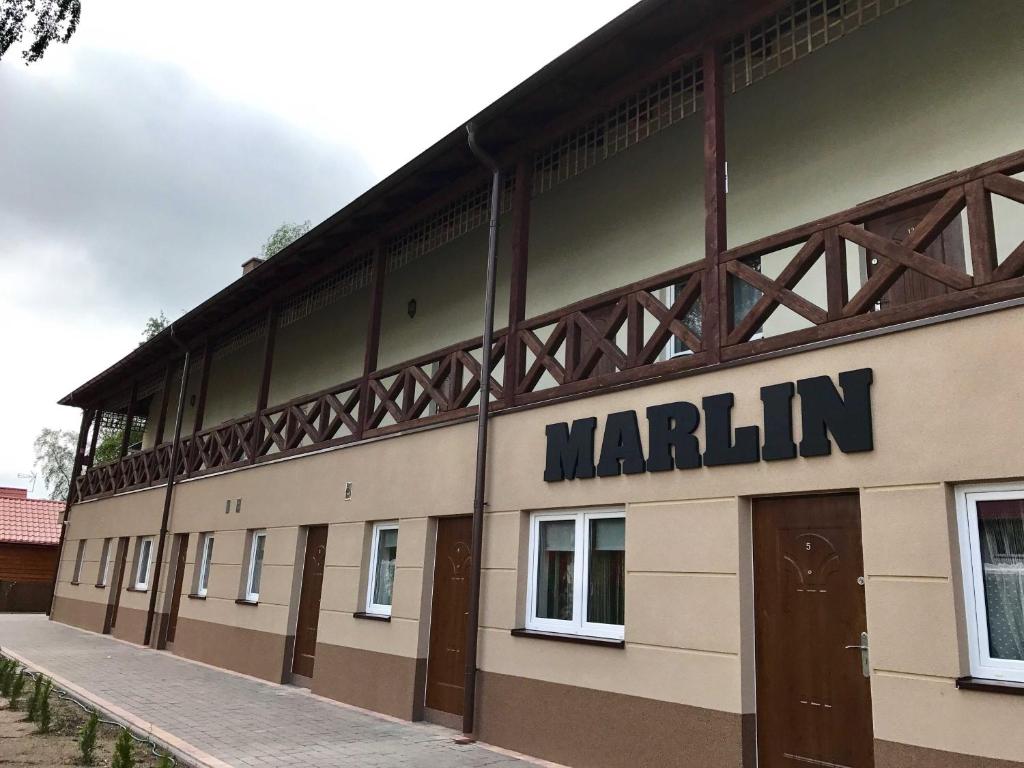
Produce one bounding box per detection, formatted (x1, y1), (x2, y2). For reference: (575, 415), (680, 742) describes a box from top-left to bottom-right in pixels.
(544, 418), (597, 482)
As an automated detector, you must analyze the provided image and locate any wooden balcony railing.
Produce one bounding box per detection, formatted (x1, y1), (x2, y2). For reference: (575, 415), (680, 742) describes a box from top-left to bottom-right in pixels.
(75, 149), (1024, 501)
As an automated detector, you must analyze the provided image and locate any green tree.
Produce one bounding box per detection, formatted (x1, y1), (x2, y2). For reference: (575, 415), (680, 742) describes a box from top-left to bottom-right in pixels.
(111, 727), (135, 768)
(79, 710), (99, 765)
(36, 677), (52, 733)
(0, 0), (81, 64)
(9, 666), (26, 709)
(33, 428), (76, 501)
(26, 673), (43, 721)
(261, 220), (311, 259)
(140, 312), (168, 344)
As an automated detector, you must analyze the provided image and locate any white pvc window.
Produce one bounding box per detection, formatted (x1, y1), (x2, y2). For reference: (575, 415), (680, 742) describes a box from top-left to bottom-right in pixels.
(366, 522), (398, 616)
(527, 508), (625, 640)
(134, 536), (154, 590)
(244, 530), (266, 602)
(97, 538), (112, 586)
(956, 483), (1024, 683)
(196, 533), (215, 597)
(72, 540), (86, 583)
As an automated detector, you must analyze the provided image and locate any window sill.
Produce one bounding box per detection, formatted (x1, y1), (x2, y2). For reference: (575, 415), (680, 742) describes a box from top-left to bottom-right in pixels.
(70, 580), (81, 586)
(353, 611), (391, 622)
(187, 593), (207, 600)
(510, 628), (625, 648)
(93, 584), (107, 589)
(126, 586), (148, 593)
(956, 676), (1024, 696)
(235, 598), (259, 606)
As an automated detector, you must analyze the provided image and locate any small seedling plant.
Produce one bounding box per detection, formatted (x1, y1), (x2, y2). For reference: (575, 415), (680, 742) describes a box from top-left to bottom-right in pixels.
(111, 726), (135, 768)
(8, 667), (26, 709)
(26, 674), (43, 721)
(79, 710), (100, 765)
(36, 677), (52, 733)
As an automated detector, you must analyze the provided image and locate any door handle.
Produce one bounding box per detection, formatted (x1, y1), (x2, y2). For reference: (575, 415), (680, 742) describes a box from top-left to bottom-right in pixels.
(844, 631), (870, 678)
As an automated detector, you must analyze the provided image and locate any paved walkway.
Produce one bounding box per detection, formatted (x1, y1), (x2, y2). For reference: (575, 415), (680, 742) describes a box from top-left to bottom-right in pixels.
(0, 615), (539, 768)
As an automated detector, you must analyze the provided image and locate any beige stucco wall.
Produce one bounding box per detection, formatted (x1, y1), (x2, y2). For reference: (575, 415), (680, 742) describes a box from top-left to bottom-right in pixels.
(61, 304), (1024, 762)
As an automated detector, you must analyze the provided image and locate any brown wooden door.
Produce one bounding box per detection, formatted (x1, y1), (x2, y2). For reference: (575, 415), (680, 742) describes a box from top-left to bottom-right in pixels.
(866, 201), (965, 308)
(292, 526), (328, 678)
(754, 494), (874, 768)
(165, 533), (189, 644)
(425, 516), (473, 716)
(105, 537), (129, 633)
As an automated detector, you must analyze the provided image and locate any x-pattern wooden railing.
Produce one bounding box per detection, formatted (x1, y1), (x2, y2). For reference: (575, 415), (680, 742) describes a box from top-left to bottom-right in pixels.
(365, 335), (506, 431)
(76, 149), (1024, 500)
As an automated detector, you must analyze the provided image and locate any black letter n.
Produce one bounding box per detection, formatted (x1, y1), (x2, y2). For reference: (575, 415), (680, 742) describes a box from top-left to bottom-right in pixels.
(544, 418), (597, 482)
(798, 368), (874, 457)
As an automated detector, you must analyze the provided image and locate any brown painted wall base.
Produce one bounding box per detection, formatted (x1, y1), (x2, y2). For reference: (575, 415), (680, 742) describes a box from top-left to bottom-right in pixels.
(875, 740), (1024, 768)
(170, 616), (289, 683)
(311, 643), (426, 721)
(1, 581), (54, 612)
(111, 605), (148, 645)
(476, 671), (754, 768)
(51, 595), (108, 634)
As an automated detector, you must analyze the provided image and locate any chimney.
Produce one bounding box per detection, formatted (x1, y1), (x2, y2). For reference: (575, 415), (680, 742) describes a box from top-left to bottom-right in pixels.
(0, 487), (28, 499)
(241, 257), (265, 275)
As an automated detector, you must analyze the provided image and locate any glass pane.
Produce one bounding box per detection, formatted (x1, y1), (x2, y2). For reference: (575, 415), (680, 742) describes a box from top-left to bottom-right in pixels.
(977, 500), (1024, 661)
(732, 255), (764, 330)
(587, 518), (625, 625)
(536, 520), (575, 621)
(250, 535), (265, 595)
(372, 528), (398, 606)
(201, 538), (214, 592)
(138, 540), (151, 583)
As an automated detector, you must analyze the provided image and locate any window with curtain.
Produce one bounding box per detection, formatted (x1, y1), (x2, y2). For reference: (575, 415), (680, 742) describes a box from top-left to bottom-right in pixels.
(134, 536), (154, 590)
(366, 522), (399, 616)
(244, 530), (266, 602)
(528, 509), (625, 639)
(196, 533), (215, 597)
(957, 485), (1024, 682)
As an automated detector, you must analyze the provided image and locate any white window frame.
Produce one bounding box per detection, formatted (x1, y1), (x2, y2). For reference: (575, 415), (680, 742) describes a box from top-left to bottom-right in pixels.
(196, 533), (215, 597)
(72, 540), (86, 583)
(134, 536), (154, 590)
(365, 521), (399, 617)
(244, 530), (266, 602)
(956, 482), (1024, 683)
(97, 538), (112, 586)
(661, 275), (764, 360)
(526, 508), (625, 640)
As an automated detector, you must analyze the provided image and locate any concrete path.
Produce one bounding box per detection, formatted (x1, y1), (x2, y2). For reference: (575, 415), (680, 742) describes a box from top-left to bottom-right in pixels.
(0, 615), (543, 768)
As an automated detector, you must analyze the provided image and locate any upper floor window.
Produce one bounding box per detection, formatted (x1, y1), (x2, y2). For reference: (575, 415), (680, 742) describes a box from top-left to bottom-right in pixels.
(72, 540), (86, 583)
(244, 530), (266, 602)
(664, 260), (762, 358)
(956, 483), (1024, 682)
(195, 533), (215, 597)
(527, 508), (625, 640)
(134, 536), (154, 590)
(366, 522), (398, 616)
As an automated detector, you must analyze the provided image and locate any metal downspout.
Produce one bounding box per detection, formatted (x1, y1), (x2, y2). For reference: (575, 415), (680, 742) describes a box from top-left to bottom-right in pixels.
(143, 326), (192, 647)
(462, 122), (502, 738)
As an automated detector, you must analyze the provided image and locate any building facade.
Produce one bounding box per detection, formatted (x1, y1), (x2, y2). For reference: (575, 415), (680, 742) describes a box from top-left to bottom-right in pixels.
(51, 0), (1024, 766)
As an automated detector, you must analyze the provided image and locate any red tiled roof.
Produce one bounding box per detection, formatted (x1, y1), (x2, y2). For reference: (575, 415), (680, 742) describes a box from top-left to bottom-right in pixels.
(0, 488), (62, 546)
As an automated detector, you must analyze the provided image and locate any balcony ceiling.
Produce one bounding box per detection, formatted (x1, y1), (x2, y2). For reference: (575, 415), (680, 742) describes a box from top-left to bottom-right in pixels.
(61, 0), (729, 408)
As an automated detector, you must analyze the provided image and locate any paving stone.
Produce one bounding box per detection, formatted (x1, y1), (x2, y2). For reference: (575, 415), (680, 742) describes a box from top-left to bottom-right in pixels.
(0, 615), (535, 768)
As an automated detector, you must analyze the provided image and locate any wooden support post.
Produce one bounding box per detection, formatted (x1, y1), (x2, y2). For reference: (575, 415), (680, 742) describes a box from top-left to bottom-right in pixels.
(250, 304), (279, 462)
(192, 340), (214, 434)
(360, 246), (386, 436)
(119, 381), (138, 458)
(153, 360), (175, 446)
(504, 157), (533, 405)
(87, 407), (103, 466)
(824, 227), (849, 320)
(702, 42), (727, 363)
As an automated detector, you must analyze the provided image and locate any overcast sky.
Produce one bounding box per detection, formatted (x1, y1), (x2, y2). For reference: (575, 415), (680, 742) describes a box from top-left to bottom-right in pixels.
(0, 0), (637, 497)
